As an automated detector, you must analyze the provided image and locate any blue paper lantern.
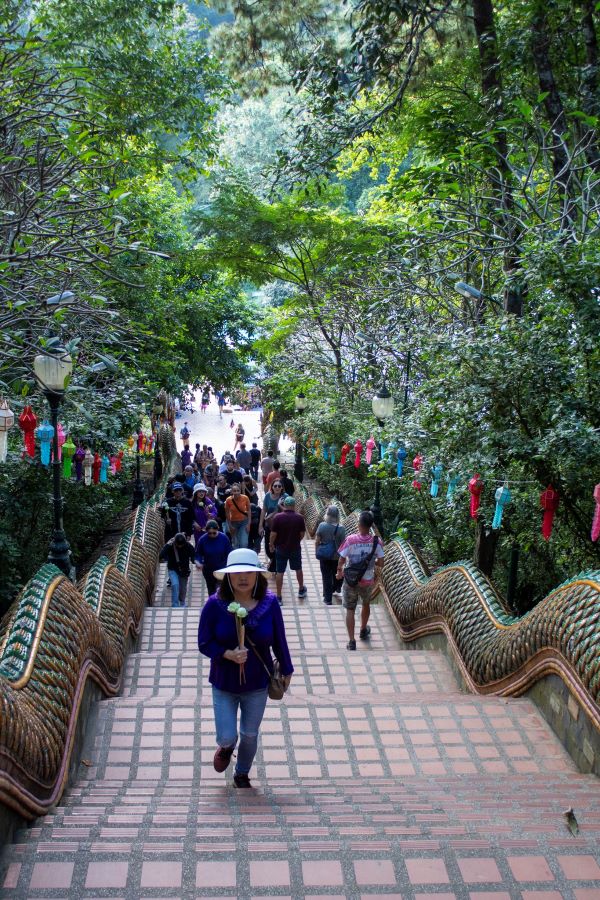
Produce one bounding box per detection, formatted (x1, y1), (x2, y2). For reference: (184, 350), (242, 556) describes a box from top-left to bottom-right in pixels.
(492, 484), (511, 529)
(397, 447), (407, 477)
(100, 455), (110, 483)
(37, 420), (55, 466)
(430, 463), (443, 497)
(446, 475), (460, 503)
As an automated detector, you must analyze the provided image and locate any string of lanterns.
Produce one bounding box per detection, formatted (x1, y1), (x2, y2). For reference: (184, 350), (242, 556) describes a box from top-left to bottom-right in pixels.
(0, 398), (157, 487)
(303, 433), (599, 543)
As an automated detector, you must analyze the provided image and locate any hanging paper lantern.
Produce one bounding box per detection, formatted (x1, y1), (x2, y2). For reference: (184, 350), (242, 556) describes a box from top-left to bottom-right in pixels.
(18, 405), (37, 458)
(430, 463), (443, 498)
(365, 436), (376, 465)
(74, 445), (86, 481)
(413, 453), (423, 473)
(314, 438), (321, 458)
(137, 431), (144, 453)
(397, 447), (407, 477)
(329, 445), (336, 465)
(92, 452), (102, 484)
(83, 448), (93, 485)
(322, 445), (328, 461)
(540, 485), (559, 540)
(386, 440), (397, 462)
(340, 442), (351, 466)
(446, 475), (460, 503)
(146, 433), (154, 455)
(37, 420), (55, 466)
(56, 423), (66, 461)
(353, 439), (363, 468)
(100, 455), (110, 483)
(0, 399), (15, 463)
(116, 449), (124, 472)
(127, 435), (135, 454)
(591, 484), (600, 542)
(468, 474), (484, 518)
(109, 454), (118, 475)
(492, 484), (511, 529)
(62, 437), (76, 477)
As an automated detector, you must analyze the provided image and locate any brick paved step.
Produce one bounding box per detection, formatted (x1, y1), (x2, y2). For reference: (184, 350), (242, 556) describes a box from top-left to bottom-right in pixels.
(4, 776), (600, 898)
(121, 649), (458, 698)
(138, 601), (401, 653)
(81, 690), (575, 788)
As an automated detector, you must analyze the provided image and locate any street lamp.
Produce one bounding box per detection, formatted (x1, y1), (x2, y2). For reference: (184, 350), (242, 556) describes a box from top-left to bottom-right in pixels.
(33, 344), (75, 579)
(294, 393), (307, 482)
(371, 384), (395, 534)
(132, 428), (145, 509)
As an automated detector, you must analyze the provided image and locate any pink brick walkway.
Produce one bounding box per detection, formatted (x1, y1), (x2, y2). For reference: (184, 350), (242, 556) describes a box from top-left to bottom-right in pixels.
(2, 400), (599, 897)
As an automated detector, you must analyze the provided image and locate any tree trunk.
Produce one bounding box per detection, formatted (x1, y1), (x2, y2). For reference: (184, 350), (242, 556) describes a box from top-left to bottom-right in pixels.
(471, 0), (525, 316)
(580, 0), (600, 169)
(530, 2), (573, 199)
(474, 515), (499, 577)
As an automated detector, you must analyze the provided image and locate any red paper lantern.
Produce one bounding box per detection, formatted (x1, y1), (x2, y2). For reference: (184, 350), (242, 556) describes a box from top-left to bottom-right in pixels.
(353, 439), (363, 468)
(468, 474), (484, 518)
(540, 485), (559, 540)
(116, 449), (124, 472)
(340, 442), (351, 466)
(18, 405), (37, 458)
(92, 452), (102, 485)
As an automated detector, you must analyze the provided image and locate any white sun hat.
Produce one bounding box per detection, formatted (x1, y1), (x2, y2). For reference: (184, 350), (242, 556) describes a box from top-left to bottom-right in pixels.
(214, 549), (266, 579)
(192, 482), (208, 494)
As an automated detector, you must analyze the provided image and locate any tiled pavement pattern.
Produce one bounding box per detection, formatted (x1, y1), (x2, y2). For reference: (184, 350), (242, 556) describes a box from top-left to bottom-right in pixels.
(2, 402), (600, 898)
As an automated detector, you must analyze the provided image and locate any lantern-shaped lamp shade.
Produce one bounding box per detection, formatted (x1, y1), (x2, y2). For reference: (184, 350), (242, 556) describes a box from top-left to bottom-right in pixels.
(372, 385), (394, 423)
(0, 399), (14, 463)
(295, 393), (307, 412)
(33, 348), (73, 394)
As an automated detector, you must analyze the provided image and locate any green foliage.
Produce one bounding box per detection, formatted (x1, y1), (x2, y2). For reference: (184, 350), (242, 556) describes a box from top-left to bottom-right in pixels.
(0, 451), (137, 616)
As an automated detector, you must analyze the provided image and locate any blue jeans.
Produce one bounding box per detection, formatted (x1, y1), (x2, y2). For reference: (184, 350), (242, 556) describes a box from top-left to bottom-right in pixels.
(228, 520), (249, 549)
(212, 686), (269, 775)
(169, 570), (188, 607)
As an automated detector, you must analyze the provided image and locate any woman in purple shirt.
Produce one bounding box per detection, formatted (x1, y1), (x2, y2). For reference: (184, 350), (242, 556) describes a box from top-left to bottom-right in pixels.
(198, 549), (294, 788)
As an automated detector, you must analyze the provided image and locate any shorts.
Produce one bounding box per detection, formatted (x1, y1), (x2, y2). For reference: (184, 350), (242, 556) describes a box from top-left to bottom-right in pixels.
(342, 581), (374, 611)
(275, 548), (302, 573)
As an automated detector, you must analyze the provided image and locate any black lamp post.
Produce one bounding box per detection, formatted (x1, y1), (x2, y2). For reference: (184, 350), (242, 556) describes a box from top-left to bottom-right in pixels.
(371, 384), (395, 535)
(294, 393), (307, 482)
(33, 345), (75, 580)
(132, 428), (145, 509)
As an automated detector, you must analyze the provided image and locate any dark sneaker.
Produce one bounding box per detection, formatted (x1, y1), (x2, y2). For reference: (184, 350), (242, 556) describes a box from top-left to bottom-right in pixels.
(298, 587), (307, 599)
(323, 598), (332, 605)
(213, 745), (235, 773)
(233, 773), (251, 788)
(359, 626), (371, 640)
(346, 639), (356, 651)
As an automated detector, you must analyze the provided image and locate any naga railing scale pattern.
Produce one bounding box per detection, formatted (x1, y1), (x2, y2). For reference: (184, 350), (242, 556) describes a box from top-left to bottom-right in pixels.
(0, 427), (176, 821)
(298, 486), (600, 739)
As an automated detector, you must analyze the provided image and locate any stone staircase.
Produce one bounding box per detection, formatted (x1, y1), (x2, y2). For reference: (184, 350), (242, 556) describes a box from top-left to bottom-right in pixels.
(2, 533), (600, 898)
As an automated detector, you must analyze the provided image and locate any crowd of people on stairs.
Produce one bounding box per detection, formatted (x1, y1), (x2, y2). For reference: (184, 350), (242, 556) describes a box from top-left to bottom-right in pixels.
(156, 393), (384, 789)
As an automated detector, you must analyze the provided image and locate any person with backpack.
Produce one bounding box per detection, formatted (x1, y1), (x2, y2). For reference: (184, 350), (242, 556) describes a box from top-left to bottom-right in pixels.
(179, 421), (190, 449)
(335, 510), (384, 650)
(159, 532), (196, 608)
(249, 442), (261, 481)
(315, 505), (346, 606)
